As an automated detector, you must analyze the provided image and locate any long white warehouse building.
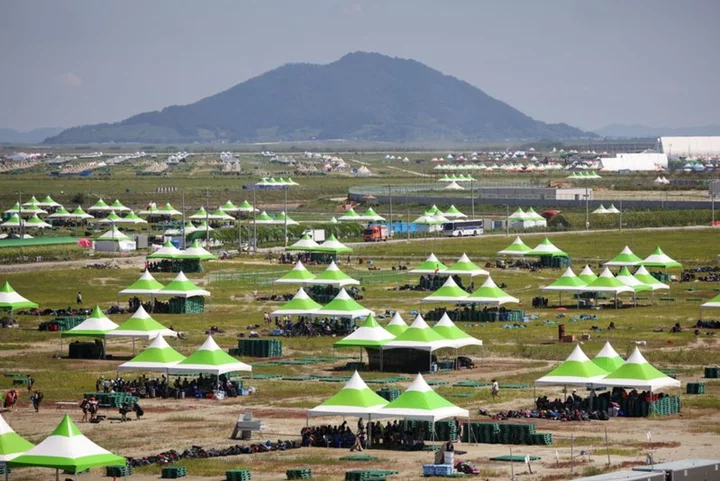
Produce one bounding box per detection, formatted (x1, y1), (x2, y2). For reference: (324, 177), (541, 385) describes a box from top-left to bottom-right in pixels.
(659, 136), (720, 159)
(599, 152), (668, 172)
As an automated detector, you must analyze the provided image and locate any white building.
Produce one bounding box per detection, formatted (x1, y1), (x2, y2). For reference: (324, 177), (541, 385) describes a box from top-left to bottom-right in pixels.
(599, 152), (668, 172)
(659, 136), (720, 159)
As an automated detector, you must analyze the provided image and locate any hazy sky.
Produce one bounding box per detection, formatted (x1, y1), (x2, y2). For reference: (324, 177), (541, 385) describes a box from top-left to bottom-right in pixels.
(2, 0), (719, 131)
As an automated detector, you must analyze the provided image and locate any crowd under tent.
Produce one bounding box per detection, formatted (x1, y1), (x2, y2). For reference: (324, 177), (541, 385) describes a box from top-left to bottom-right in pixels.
(119, 269), (165, 296)
(307, 261), (359, 287)
(592, 341), (625, 373)
(385, 312), (409, 337)
(596, 347), (681, 392)
(374, 373), (469, 423)
(579, 268), (635, 308)
(465, 276), (519, 306)
(307, 371), (388, 419)
(432, 313), (482, 349)
(640, 247), (682, 269)
(274, 260), (316, 285)
(0, 280), (39, 323)
(577, 265), (598, 284)
(632, 266), (669, 291)
(168, 335), (252, 376)
(410, 253), (447, 274)
(604, 246), (643, 267)
(0, 413), (35, 463)
(541, 267), (587, 305)
(271, 287), (322, 317)
(286, 233), (321, 252)
(118, 334), (185, 373)
(422, 276), (469, 303)
(312, 289), (373, 319)
(496, 237), (531, 257)
(8, 415), (125, 478)
(443, 205), (467, 219)
(444, 253), (489, 277)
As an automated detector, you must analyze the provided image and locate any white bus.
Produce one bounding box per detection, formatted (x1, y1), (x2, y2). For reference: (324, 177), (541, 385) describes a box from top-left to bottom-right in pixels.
(442, 219), (484, 237)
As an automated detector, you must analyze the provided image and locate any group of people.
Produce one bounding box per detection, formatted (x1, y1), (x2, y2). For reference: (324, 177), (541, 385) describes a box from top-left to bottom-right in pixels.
(268, 315), (355, 337)
(3, 376), (43, 413)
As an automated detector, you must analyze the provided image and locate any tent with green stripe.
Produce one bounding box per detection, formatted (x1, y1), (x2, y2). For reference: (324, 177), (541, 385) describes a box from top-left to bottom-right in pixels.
(155, 271), (210, 298)
(592, 341), (625, 373)
(604, 246), (642, 267)
(465, 276), (519, 306)
(308, 371), (388, 416)
(0, 414), (34, 462)
(535, 345), (609, 386)
(274, 260), (316, 285)
(147, 240), (182, 259)
(21, 196), (39, 207)
(701, 293), (720, 310)
(385, 312), (408, 337)
(0, 281), (38, 311)
(87, 199), (111, 212)
(177, 239), (217, 260)
(47, 206), (73, 219)
(220, 200), (239, 213)
(37, 196), (61, 208)
(443, 205), (467, 219)
(444, 253), (488, 277)
(497, 237), (531, 256)
(254, 211), (275, 225)
(271, 288), (322, 316)
(633, 266), (669, 291)
(358, 207), (384, 222)
(286, 233), (322, 252)
(0, 214), (23, 228)
(23, 214), (52, 229)
(273, 211), (299, 225)
(375, 373), (469, 422)
(526, 237), (568, 257)
(577, 265), (598, 284)
(61, 306), (118, 338)
(70, 206), (93, 219)
(188, 206), (209, 220)
(596, 347), (681, 390)
(108, 199), (130, 212)
(317, 234), (353, 254)
(97, 226), (130, 242)
(410, 253), (447, 274)
(119, 211), (147, 225)
(338, 208), (361, 222)
(138, 202), (160, 215)
(313, 289), (373, 319)
(542, 267), (587, 294)
(432, 313), (482, 348)
(616, 267), (652, 292)
(382, 314), (455, 351)
(422, 276), (469, 303)
(159, 203), (182, 216)
(334, 314), (394, 348)
(98, 211), (122, 224)
(105, 306), (177, 340)
(308, 261), (359, 287)
(640, 247), (682, 269)
(169, 335), (251, 375)
(237, 200), (257, 213)
(580, 268), (634, 295)
(118, 334), (185, 372)
(8, 414), (125, 474)
(120, 269), (165, 295)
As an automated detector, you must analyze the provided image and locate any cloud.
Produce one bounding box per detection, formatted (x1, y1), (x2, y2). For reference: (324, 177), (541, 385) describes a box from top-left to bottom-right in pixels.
(59, 72), (82, 87)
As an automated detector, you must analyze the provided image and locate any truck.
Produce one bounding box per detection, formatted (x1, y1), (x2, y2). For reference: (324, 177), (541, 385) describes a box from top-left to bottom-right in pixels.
(363, 225), (389, 242)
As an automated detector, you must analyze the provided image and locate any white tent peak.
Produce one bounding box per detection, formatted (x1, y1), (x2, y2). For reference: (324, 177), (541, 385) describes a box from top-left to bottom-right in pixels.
(292, 260), (308, 271)
(635, 265), (652, 276)
(480, 276), (499, 288)
(293, 287), (311, 299)
(334, 288), (352, 300)
(406, 373), (433, 393)
(567, 344), (592, 362)
(388, 312), (406, 326)
(596, 341), (620, 359)
(345, 371), (370, 391)
(131, 305), (151, 319)
(580, 265), (596, 276)
(511, 236), (524, 245)
(435, 313), (455, 328)
(409, 314), (430, 329)
(173, 271), (190, 282)
(0, 413), (16, 436)
(560, 267), (577, 278)
(624, 346), (649, 365)
(440, 276), (461, 289)
(147, 334), (172, 349)
(198, 335), (222, 352)
(326, 261), (340, 272)
(139, 269), (156, 281)
(427, 253), (440, 263)
(457, 253), (472, 263)
(598, 267), (615, 278)
(620, 245), (634, 255)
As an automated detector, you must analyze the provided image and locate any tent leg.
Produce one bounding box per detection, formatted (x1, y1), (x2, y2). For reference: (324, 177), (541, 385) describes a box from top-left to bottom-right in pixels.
(132, 337), (136, 355)
(56, 469), (59, 481)
(380, 349), (383, 373)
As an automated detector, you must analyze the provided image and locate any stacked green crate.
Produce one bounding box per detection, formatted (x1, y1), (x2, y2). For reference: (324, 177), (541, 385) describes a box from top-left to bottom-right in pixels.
(344, 470), (397, 481)
(286, 468), (312, 480)
(498, 423), (536, 444)
(106, 465), (133, 477)
(530, 433), (553, 445)
(375, 388), (400, 402)
(161, 466), (187, 478)
(226, 469), (252, 481)
(237, 339), (282, 358)
(687, 382), (706, 394)
(433, 420), (458, 441)
(462, 422), (500, 443)
(704, 366), (720, 378)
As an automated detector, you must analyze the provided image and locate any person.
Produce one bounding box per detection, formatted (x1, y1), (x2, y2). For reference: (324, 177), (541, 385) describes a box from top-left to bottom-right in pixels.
(76, 291), (83, 304)
(26, 374), (34, 391)
(491, 379), (500, 399)
(133, 402), (144, 420)
(30, 390), (43, 412)
(119, 402), (132, 422)
(253, 289), (258, 300)
(80, 396), (90, 422)
(454, 417), (463, 443)
(88, 396), (99, 421)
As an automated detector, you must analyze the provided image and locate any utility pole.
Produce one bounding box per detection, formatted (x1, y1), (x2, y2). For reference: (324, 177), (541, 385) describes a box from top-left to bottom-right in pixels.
(471, 179), (475, 218)
(505, 204), (509, 236)
(406, 189), (410, 241)
(205, 189), (210, 245)
(388, 185), (393, 238)
(585, 184), (590, 231)
(619, 200), (623, 232)
(252, 188), (258, 254)
(181, 190), (186, 249)
(283, 185), (289, 248)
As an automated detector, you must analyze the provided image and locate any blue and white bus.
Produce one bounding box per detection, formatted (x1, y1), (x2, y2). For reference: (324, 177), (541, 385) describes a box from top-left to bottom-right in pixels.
(442, 219), (484, 237)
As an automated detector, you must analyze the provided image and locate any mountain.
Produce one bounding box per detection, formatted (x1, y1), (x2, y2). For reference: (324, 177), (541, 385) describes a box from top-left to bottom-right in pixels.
(47, 52), (591, 144)
(0, 127), (63, 144)
(594, 124), (720, 139)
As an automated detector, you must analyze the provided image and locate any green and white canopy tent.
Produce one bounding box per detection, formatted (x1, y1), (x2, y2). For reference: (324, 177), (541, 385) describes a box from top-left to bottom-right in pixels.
(596, 347), (681, 391)
(286, 233), (321, 252)
(444, 253), (489, 277)
(210, 208), (235, 221)
(274, 260), (316, 285)
(525, 207), (546, 225)
(8, 415), (125, 477)
(97, 211), (122, 224)
(195, 220), (214, 232)
(147, 241), (182, 259)
(432, 313), (482, 349)
(338, 208), (361, 222)
(442, 205), (467, 219)
(0, 414), (34, 464)
(271, 287), (322, 316)
(169, 335), (252, 375)
(579, 268), (634, 309)
(220, 200), (239, 213)
(96, 226), (130, 242)
(701, 293), (720, 311)
(118, 334), (186, 372)
(188, 206), (209, 220)
(385, 312), (409, 337)
(138, 202), (161, 216)
(526, 237), (568, 257)
(274, 211), (299, 225)
(253, 211), (275, 225)
(640, 247), (682, 269)
(592, 341), (625, 373)
(422, 276), (469, 303)
(3, 203), (21, 214)
(21, 196), (40, 207)
(308, 261), (360, 287)
(119, 269), (165, 296)
(375, 373), (469, 422)
(412, 214), (445, 225)
(333, 314), (395, 349)
(70, 206), (93, 220)
(237, 200), (258, 213)
(409, 253), (448, 274)
(541, 267), (587, 305)
(577, 265), (598, 284)
(177, 239), (217, 260)
(312, 289), (374, 319)
(159, 203), (182, 216)
(317, 234), (353, 254)
(47, 206), (73, 219)
(604, 246), (643, 267)
(329, 216), (339, 223)
(0, 214), (23, 228)
(535, 344), (609, 387)
(307, 371), (388, 417)
(616, 267), (653, 293)
(23, 214), (52, 229)
(61, 306), (118, 338)
(497, 236), (532, 256)
(155, 271), (210, 298)
(119, 211), (148, 225)
(592, 204), (609, 214)
(105, 305), (178, 341)
(87, 199), (112, 212)
(0, 281), (39, 314)
(109, 199), (130, 212)
(632, 266), (670, 291)
(357, 207), (385, 222)
(465, 276), (520, 306)
(382, 314), (455, 352)
(37, 195), (62, 208)
(19, 204), (47, 216)
(606, 204), (621, 214)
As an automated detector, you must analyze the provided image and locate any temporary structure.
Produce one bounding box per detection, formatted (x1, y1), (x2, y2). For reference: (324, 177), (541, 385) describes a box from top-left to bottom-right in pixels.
(237, 200), (257, 213)
(273, 211), (299, 226)
(0, 214), (23, 228)
(155, 272), (210, 298)
(97, 226), (130, 242)
(273, 260), (316, 284)
(37, 196), (61, 208)
(118, 334), (185, 372)
(47, 207), (73, 219)
(606, 204), (621, 214)
(422, 277), (469, 303)
(220, 200), (239, 213)
(596, 347), (681, 391)
(317, 234), (353, 254)
(105, 306), (178, 341)
(640, 247), (682, 269)
(701, 293), (720, 311)
(375, 373), (469, 422)
(119, 211), (148, 225)
(592, 341), (625, 373)
(308, 371), (388, 417)
(526, 237), (568, 257)
(444, 181), (464, 191)
(535, 344), (609, 387)
(358, 207), (385, 222)
(61, 306), (118, 338)
(159, 203), (182, 216)
(307, 261), (359, 287)
(119, 269), (165, 296)
(23, 214), (52, 229)
(443, 205), (467, 219)
(542, 267), (587, 305)
(138, 202), (160, 216)
(334, 314), (394, 348)
(0, 281), (38, 311)
(0, 413), (34, 462)
(147, 240), (182, 259)
(70, 206), (93, 220)
(312, 289), (373, 319)
(410, 253), (448, 274)
(525, 208), (547, 226)
(188, 207), (209, 220)
(177, 239), (217, 260)
(87, 199), (112, 212)
(382, 315), (455, 352)
(98, 211), (122, 224)
(385, 312), (409, 337)
(497, 237), (531, 256)
(616, 267), (652, 292)
(168, 335), (252, 375)
(581, 268), (634, 294)
(338, 208), (361, 222)
(604, 246), (643, 267)
(465, 276), (520, 306)
(577, 265), (598, 284)
(444, 253), (489, 277)
(286, 233), (321, 252)
(592, 204), (609, 214)
(108, 199), (130, 212)
(632, 266), (669, 291)
(271, 288), (322, 316)
(432, 313), (482, 349)
(8, 415), (125, 475)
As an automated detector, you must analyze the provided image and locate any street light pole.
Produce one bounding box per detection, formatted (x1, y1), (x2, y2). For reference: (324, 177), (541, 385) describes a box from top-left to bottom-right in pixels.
(505, 204), (509, 236)
(284, 186), (288, 248)
(585, 184), (590, 231)
(471, 179), (475, 218)
(181, 190), (186, 249)
(252, 189), (257, 254)
(388, 185), (393, 237)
